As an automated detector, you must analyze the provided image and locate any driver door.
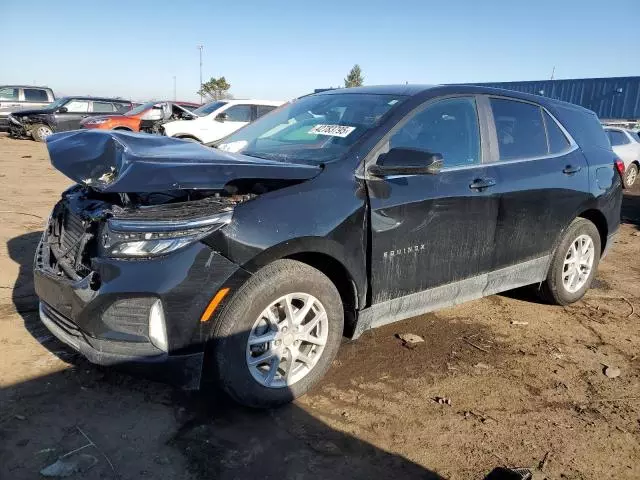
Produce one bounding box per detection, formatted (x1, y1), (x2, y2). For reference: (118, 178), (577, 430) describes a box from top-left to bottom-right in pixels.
(56, 99), (90, 131)
(366, 96), (499, 304)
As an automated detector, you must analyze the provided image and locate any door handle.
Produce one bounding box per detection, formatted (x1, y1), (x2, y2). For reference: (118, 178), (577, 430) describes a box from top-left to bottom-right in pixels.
(563, 165), (582, 175)
(469, 178), (496, 191)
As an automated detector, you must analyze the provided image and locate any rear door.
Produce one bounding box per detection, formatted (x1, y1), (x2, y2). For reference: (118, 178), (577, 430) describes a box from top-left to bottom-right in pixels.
(486, 96), (589, 270)
(366, 96), (500, 304)
(56, 99), (90, 131)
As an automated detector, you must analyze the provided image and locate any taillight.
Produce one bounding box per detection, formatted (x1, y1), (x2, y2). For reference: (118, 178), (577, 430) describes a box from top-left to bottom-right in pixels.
(614, 159), (626, 187)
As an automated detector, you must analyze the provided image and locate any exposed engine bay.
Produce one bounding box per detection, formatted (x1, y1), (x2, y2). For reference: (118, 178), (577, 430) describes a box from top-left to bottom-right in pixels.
(140, 102), (196, 135)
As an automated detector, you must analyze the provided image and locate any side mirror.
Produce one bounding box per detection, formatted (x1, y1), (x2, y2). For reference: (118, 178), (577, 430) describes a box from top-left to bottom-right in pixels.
(215, 112), (228, 122)
(57, 106), (68, 113)
(368, 148), (443, 177)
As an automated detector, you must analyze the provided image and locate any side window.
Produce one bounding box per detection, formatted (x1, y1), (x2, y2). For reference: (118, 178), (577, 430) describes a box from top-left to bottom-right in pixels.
(24, 89), (49, 102)
(389, 96), (481, 168)
(115, 102), (131, 112)
(63, 100), (89, 113)
(0, 87), (19, 100)
(606, 130), (630, 146)
(490, 98), (547, 160)
(92, 101), (116, 113)
(256, 105), (276, 118)
(224, 105), (252, 122)
(543, 111), (571, 154)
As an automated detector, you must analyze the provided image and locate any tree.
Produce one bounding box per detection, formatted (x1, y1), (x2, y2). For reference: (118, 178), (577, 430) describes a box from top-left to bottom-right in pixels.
(344, 64), (364, 88)
(198, 76), (232, 101)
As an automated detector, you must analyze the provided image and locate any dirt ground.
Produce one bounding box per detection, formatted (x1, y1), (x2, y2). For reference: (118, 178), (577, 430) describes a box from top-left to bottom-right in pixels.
(1, 134), (639, 480)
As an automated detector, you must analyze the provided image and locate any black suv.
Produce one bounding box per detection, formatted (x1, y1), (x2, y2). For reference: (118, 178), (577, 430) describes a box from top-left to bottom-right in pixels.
(8, 96), (132, 141)
(35, 85), (622, 407)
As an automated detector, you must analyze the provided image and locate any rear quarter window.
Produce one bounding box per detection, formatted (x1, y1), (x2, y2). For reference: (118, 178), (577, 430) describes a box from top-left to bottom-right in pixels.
(552, 106), (610, 151)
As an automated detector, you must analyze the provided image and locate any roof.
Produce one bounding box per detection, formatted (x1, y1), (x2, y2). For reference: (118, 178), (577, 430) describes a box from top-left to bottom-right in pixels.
(223, 99), (284, 106)
(314, 84), (590, 112)
(60, 96), (132, 102)
(1, 85), (53, 89)
(318, 85), (435, 96)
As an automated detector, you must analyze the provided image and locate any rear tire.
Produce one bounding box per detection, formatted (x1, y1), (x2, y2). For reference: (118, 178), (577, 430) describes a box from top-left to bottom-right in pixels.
(539, 218), (601, 305)
(31, 124), (53, 142)
(210, 259), (343, 408)
(624, 163), (638, 188)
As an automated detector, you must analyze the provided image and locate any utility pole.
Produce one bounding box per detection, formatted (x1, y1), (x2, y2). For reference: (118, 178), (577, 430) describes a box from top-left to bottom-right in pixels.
(550, 66), (556, 80)
(173, 76), (176, 101)
(197, 44), (204, 104)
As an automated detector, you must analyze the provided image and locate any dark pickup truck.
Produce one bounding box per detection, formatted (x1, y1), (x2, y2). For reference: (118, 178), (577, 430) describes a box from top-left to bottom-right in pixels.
(8, 96), (132, 141)
(34, 85), (622, 408)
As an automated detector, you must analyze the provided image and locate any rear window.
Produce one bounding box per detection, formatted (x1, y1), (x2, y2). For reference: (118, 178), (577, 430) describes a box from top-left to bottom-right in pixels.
(606, 130), (630, 146)
(490, 98), (547, 160)
(24, 88), (49, 102)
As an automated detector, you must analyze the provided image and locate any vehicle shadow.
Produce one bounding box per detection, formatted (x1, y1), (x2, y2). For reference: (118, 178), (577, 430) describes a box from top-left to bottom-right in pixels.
(621, 188), (640, 229)
(5, 232), (446, 479)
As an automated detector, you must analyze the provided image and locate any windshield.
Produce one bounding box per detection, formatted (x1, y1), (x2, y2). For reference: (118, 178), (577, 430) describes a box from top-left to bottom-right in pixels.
(46, 98), (68, 110)
(125, 101), (158, 116)
(193, 101), (228, 116)
(218, 93), (405, 164)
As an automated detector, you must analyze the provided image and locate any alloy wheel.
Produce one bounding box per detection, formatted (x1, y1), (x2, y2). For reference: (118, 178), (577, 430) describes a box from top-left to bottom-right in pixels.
(626, 166), (637, 186)
(562, 234), (595, 293)
(246, 293), (328, 388)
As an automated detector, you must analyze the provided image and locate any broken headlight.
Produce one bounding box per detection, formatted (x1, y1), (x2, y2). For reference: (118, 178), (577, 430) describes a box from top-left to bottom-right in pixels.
(102, 210), (232, 258)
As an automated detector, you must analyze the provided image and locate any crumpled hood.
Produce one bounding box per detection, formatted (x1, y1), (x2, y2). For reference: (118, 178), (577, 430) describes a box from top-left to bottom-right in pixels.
(46, 130), (322, 193)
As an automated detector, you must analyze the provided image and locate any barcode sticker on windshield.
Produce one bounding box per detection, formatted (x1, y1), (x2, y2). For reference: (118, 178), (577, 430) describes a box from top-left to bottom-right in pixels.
(308, 124), (356, 138)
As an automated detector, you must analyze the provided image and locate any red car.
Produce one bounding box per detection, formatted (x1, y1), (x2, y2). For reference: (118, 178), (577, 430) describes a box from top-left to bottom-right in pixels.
(80, 100), (200, 134)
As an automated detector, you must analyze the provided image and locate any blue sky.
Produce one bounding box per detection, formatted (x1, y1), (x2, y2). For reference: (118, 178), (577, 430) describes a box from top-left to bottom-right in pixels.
(4, 0), (637, 102)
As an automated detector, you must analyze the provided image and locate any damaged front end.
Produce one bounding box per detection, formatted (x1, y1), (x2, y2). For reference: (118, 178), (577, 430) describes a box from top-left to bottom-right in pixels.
(35, 130), (321, 388)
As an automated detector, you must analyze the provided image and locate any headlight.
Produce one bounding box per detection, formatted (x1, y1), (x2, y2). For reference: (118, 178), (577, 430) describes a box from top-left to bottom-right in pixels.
(8, 115), (21, 125)
(102, 210), (232, 258)
(85, 118), (110, 125)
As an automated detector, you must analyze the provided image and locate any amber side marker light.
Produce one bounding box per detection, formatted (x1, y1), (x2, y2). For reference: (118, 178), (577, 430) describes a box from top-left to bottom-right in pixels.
(200, 288), (230, 322)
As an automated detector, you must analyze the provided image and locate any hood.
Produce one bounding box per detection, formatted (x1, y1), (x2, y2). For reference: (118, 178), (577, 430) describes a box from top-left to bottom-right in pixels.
(46, 130), (322, 193)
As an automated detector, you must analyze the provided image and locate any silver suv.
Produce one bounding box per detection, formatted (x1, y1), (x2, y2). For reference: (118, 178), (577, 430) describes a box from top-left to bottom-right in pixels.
(0, 85), (55, 131)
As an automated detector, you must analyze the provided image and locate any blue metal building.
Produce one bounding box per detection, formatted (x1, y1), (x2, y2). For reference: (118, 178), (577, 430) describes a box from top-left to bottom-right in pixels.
(470, 76), (640, 120)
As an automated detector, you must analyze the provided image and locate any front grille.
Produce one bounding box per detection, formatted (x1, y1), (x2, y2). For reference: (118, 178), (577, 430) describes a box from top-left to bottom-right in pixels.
(47, 203), (95, 279)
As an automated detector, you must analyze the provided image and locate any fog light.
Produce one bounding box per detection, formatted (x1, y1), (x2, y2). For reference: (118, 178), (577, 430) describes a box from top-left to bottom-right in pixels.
(148, 300), (168, 352)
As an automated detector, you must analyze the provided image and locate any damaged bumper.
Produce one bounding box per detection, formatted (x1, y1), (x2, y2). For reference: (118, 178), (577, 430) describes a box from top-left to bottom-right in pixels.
(34, 225), (242, 389)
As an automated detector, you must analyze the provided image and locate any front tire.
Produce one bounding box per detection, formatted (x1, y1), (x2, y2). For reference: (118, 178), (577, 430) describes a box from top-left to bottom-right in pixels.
(210, 260), (344, 408)
(624, 163), (638, 188)
(540, 218), (601, 305)
(31, 124), (53, 142)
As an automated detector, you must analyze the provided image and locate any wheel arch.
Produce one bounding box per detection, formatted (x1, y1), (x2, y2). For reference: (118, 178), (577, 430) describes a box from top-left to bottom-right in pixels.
(577, 208), (608, 253)
(113, 126), (133, 131)
(239, 239), (365, 337)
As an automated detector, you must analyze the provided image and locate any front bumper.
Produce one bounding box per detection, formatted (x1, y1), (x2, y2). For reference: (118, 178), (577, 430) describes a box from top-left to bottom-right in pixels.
(34, 233), (243, 389)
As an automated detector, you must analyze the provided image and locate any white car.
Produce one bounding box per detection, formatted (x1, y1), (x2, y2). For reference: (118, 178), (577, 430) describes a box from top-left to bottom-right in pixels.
(604, 127), (640, 187)
(162, 99), (284, 144)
